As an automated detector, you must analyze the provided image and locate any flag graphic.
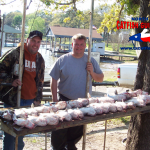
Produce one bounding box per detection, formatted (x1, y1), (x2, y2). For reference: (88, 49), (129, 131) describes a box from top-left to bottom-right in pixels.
(92, 25), (97, 30)
(129, 29), (150, 43)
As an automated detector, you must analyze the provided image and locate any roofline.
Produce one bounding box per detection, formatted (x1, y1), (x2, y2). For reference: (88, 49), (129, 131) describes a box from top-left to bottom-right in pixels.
(46, 26), (103, 40)
(47, 34), (102, 40)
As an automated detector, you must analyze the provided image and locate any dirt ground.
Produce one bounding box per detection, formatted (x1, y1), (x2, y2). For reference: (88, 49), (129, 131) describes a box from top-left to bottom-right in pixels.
(22, 121), (129, 150)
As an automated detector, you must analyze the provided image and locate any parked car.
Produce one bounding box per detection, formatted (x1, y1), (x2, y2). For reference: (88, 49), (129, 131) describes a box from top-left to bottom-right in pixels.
(117, 63), (138, 87)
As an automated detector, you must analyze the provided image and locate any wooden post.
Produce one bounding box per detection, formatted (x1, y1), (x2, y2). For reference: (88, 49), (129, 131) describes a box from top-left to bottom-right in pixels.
(54, 36), (56, 51)
(82, 0), (94, 150)
(86, 0), (94, 97)
(52, 37), (54, 53)
(0, 14), (4, 57)
(103, 120), (107, 150)
(45, 133), (47, 150)
(17, 0), (27, 107)
(69, 38), (71, 51)
(15, 136), (18, 150)
(59, 37), (61, 49)
(46, 36), (47, 50)
(51, 37), (52, 50)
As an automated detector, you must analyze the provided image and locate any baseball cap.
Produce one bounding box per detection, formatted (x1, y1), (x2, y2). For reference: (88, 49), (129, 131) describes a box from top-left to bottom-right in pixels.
(28, 30), (43, 40)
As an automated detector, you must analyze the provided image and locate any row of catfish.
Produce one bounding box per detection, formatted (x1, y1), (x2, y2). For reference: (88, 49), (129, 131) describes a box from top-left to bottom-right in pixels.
(2, 89), (150, 129)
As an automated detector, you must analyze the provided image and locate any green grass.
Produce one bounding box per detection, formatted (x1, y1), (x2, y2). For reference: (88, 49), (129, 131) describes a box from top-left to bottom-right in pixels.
(105, 43), (137, 56)
(32, 139), (37, 143)
(87, 116), (130, 129)
(105, 43), (114, 51)
(107, 116), (131, 125)
(120, 116), (131, 124)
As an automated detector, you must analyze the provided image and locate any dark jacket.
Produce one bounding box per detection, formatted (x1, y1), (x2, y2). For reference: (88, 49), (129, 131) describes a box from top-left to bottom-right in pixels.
(0, 46), (45, 107)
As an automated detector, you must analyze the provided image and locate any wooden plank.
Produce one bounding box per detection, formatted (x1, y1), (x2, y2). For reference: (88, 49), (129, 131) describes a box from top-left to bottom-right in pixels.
(43, 82), (50, 87)
(15, 136), (18, 150)
(43, 87), (51, 92)
(42, 97), (52, 101)
(0, 101), (4, 108)
(92, 81), (118, 87)
(42, 92), (52, 97)
(104, 51), (137, 58)
(1, 121), (17, 137)
(104, 53), (137, 58)
(41, 97), (52, 103)
(1, 105), (150, 137)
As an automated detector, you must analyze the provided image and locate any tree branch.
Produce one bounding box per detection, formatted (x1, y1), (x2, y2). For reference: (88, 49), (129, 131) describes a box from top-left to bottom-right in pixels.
(55, 1), (74, 5)
(111, 4), (124, 30)
(0, 0), (16, 5)
(54, 0), (77, 10)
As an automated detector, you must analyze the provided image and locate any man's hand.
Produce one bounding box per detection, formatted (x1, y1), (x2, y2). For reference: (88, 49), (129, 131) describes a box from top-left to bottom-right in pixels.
(12, 79), (22, 87)
(86, 62), (94, 74)
(86, 62), (104, 82)
(34, 101), (41, 106)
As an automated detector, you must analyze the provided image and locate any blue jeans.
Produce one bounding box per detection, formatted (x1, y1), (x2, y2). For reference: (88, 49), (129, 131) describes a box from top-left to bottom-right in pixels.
(3, 99), (34, 150)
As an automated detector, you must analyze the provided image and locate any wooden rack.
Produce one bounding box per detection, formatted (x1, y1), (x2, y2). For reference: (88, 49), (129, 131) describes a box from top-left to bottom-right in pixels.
(1, 105), (150, 150)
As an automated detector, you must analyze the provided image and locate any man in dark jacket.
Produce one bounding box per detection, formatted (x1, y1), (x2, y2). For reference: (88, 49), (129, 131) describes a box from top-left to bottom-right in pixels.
(0, 30), (45, 150)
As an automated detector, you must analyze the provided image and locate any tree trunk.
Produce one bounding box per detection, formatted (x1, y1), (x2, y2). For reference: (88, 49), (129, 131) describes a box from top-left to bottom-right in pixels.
(126, 0), (150, 150)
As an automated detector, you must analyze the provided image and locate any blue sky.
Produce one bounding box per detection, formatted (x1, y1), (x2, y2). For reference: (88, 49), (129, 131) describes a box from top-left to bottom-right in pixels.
(0, 0), (114, 15)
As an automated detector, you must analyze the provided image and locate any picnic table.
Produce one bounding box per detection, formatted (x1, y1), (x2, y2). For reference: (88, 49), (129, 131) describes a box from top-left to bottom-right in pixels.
(1, 104), (150, 150)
